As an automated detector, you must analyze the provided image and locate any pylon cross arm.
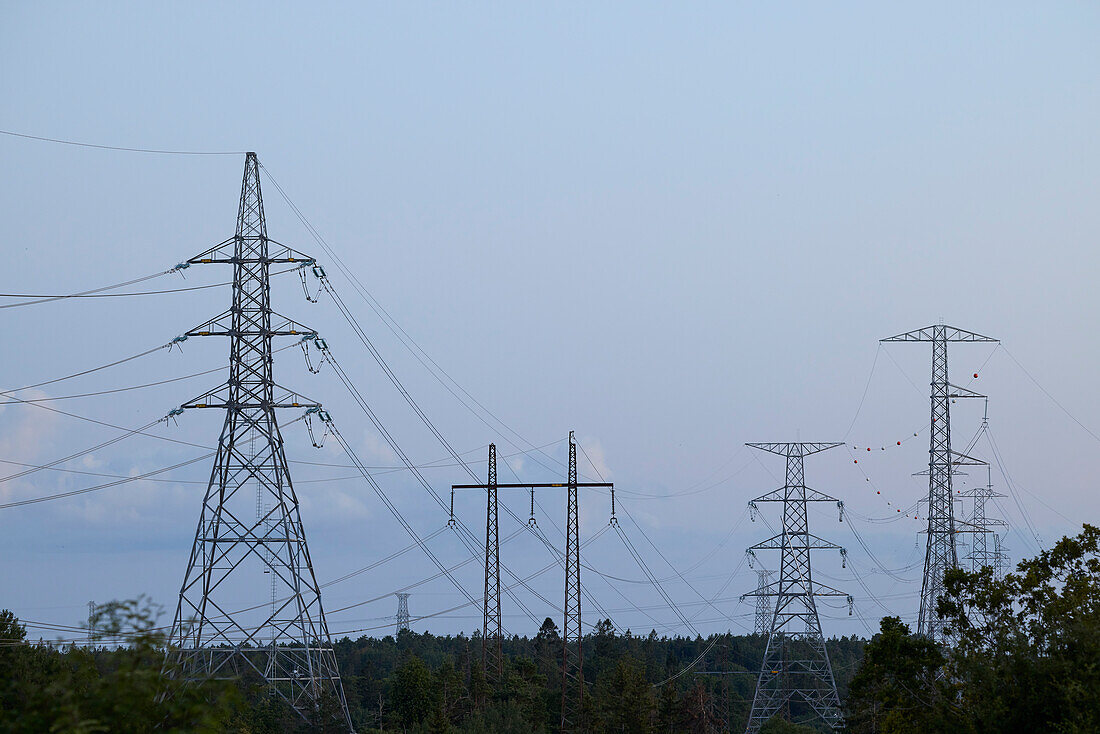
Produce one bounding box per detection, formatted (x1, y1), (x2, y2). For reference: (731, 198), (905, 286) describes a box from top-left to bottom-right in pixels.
(185, 310), (318, 339)
(881, 325), (997, 342)
(749, 533), (843, 551)
(947, 383), (986, 399)
(751, 485), (840, 503)
(746, 442), (843, 457)
(951, 449), (988, 466)
(187, 237), (316, 266)
(177, 384), (321, 411)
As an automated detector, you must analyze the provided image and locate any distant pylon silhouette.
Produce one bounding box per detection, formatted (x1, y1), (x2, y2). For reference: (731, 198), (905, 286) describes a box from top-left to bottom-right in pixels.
(753, 570), (773, 636)
(742, 442), (851, 733)
(396, 593), (411, 634)
(166, 153), (352, 730)
(962, 403), (1008, 580)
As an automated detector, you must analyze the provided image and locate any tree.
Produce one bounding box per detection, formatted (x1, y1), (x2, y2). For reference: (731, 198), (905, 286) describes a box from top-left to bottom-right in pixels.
(844, 616), (959, 733)
(679, 679), (720, 734)
(536, 617), (560, 642)
(938, 523), (1100, 733)
(0, 600), (239, 734)
(847, 525), (1100, 734)
(391, 654), (437, 728)
(592, 656), (654, 733)
(655, 682), (680, 734)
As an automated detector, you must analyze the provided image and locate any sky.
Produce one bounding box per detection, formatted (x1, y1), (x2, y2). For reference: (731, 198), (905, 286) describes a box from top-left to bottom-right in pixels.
(1, 2), (1099, 646)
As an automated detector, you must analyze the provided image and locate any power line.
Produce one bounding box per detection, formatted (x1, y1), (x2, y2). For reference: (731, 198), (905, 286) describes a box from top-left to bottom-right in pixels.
(843, 343), (882, 440)
(0, 128), (244, 155)
(259, 163), (571, 482)
(0, 265), (299, 309)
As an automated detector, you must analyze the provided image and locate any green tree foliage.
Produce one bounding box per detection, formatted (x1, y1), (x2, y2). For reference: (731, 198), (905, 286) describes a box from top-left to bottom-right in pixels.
(592, 656), (654, 733)
(844, 616), (958, 733)
(846, 524), (1100, 734)
(2, 600), (867, 732)
(392, 655), (437, 728)
(0, 598), (239, 733)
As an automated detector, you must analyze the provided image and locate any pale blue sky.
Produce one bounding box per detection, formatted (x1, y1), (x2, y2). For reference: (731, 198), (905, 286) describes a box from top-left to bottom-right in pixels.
(1, 2), (1098, 641)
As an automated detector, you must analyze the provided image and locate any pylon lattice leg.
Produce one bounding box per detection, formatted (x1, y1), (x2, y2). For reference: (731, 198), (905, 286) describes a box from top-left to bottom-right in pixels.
(483, 444), (502, 679)
(562, 432), (583, 732)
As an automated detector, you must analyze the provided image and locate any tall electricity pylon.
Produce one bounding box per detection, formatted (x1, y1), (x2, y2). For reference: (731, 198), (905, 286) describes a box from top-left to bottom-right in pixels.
(742, 442), (850, 733)
(395, 593), (411, 634)
(883, 324), (997, 642)
(483, 444), (503, 678)
(753, 570), (774, 636)
(166, 153), (352, 730)
(562, 431), (583, 733)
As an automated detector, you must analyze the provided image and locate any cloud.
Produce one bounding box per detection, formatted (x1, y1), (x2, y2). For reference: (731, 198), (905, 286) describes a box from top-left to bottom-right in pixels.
(505, 456), (524, 476)
(0, 392), (62, 503)
(577, 436), (611, 480)
(360, 430), (397, 464)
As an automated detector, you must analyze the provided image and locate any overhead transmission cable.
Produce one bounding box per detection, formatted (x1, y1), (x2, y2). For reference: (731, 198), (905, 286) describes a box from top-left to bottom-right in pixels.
(320, 344), (544, 621)
(322, 418), (482, 611)
(0, 413), (306, 509)
(0, 265), (297, 310)
(259, 164), (568, 479)
(0, 128), (245, 156)
(316, 285), (604, 624)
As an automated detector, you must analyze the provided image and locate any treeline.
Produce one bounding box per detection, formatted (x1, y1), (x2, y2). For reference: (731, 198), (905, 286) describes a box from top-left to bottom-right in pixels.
(2, 524), (1098, 733)
(0, 607), (862, 733)
(334, 619), (863, 732)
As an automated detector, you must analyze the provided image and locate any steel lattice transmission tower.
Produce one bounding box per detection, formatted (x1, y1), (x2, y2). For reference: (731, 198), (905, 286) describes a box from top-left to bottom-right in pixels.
(166, 153), (352, 730)
(483, 443), (503, 679)
(395, 593), (411, 634)
(562, 431), (583, 733)
(963, 467), (1008, 572)
(883, 324), (997, 642)
(742, 442), (851, 734)
(753, 570), (774, 636)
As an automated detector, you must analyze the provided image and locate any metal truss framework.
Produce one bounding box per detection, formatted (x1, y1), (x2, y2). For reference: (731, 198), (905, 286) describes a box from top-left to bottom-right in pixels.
(166, 153), (352, 730)
(395, 593), (411, 634)
(449, 432), (611, 733)
(563, 431), (582, 732)
(754, 570), (774, 636)
(483, 444), (502, 678)
(961, 404), (1009, 583)
(963, 467), (1008, 574)
(883, 324), (997, 642)
(742, 442), (850, 734)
